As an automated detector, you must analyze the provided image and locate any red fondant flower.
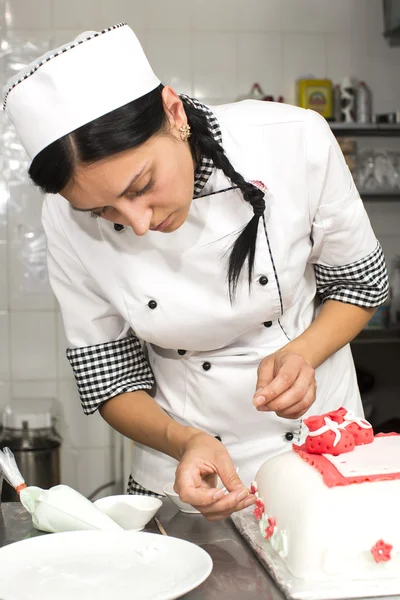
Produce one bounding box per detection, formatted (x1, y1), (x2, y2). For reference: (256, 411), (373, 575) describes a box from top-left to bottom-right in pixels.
(253, 498), (264, 521)
(371, 540), (393, 563)
(265, 517), (276, 539)
(250, 483), (258, 495)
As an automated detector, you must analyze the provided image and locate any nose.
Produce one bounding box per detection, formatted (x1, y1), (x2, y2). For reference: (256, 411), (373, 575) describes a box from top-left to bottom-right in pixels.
(118, 199), (153, 236)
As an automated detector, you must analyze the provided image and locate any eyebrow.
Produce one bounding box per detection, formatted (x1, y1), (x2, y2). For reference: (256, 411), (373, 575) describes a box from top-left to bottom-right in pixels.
(70, 166), (147, 213)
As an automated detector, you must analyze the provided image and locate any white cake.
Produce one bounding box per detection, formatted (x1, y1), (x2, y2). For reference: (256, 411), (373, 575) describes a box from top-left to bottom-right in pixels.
(253, 411), (400, 583)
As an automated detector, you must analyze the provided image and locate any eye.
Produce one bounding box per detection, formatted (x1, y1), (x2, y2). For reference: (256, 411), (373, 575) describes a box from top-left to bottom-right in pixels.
(127, 178), (154, 199)
(90, 206), (109, 218)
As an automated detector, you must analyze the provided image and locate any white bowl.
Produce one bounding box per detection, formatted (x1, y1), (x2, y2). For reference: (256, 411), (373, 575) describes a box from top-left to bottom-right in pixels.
(162, 483), (201, 514)
(94, 494), (162, 531)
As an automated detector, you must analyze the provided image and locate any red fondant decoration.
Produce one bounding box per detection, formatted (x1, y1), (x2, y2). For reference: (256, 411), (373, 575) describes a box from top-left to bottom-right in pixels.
(254, 498), (265, 521)
(265, 517), (276, 539)
(293, 433), (400, 488)
(371, 540), (393, 563)
(250, 483), (258, 496)
(304, 415), (355, 456)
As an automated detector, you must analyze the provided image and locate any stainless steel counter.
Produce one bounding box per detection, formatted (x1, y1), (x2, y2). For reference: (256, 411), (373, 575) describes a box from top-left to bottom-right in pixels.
(0, 501), (284, 599)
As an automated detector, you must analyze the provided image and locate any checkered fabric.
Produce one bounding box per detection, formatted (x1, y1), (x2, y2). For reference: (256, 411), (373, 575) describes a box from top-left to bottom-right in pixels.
(314, 241), (389, 307)
(127, 475), (163, 498)
(66, 336), (154, 415)
(180, 95), (222, 196)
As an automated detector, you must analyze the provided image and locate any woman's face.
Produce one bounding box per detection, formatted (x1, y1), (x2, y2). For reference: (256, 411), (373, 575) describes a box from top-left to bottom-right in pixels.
(61, 88), (195, 236)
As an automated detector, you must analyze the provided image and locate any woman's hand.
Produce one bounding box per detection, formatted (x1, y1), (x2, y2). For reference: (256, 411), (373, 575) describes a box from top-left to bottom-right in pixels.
(253, 350), (316, 419)
(174, 432), (256, 521)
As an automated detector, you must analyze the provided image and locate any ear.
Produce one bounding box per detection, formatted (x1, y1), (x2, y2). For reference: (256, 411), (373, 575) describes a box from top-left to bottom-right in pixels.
(161, 86), (187, 131)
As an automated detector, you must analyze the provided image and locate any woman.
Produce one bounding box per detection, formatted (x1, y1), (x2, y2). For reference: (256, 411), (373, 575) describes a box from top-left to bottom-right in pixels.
(4, 24), (388, 520)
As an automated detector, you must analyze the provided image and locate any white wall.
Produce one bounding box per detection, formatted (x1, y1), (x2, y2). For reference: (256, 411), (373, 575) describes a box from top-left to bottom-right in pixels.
(0, 0), (399, 495)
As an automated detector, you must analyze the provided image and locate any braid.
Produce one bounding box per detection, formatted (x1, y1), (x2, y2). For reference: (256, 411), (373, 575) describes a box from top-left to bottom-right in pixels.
(182, 98), (265, 302)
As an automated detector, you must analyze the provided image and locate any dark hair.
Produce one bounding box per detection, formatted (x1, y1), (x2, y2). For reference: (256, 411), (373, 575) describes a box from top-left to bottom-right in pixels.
(29, 84), (265, 301)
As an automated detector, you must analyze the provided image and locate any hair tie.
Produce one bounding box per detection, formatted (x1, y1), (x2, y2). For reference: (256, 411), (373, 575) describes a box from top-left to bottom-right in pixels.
(251, 199), (266, 217)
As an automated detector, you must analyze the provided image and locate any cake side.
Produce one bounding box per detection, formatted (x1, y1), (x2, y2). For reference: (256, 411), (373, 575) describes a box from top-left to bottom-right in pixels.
(253, 408), (400, 582)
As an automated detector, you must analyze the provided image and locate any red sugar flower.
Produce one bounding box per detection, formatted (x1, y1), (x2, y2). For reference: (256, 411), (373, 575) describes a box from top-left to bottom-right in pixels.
(265, 517), (276, 539)
(253, 498), (264, 521)
(371, 540), (393, 563)
(250, 483), (258, 495)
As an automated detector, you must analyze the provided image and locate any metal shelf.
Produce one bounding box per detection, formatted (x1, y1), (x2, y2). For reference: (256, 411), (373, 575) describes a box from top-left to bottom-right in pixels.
(359, 190), (400, 200)
(352, 328), (400, 344)
(330, 123), (400, 137)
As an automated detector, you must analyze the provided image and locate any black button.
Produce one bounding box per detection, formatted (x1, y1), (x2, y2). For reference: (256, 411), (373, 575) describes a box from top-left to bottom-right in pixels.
(264, 321), (273, 328)
(178, 349), (186, 355)
(259, 275), (269, 286)
(285, 432), (294, 441)
(202, 362), (211, 371)
(114, 223), (124, 232)
(148, 300), (157, 309)
(215, 435), (222, 442)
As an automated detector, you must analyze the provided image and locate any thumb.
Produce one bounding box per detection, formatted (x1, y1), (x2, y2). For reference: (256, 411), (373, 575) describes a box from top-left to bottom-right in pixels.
(254, 355), (275, 396)
(217, 457), (246, 493)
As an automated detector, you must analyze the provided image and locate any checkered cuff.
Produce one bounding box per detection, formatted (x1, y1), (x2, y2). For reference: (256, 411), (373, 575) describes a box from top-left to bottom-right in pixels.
(314, 242), (389, 307)
(66, 336), (155, 415)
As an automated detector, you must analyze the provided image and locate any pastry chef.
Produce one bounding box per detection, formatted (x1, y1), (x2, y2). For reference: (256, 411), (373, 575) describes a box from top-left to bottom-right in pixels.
(4, 24), (388, 520)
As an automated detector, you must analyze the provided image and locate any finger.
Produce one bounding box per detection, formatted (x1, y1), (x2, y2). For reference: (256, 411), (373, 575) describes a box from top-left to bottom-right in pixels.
(254, 357), (275, 397)
(254, 357), (305, 407)
(197, 492), (257, 520)
(257, 366), (315, 413)
(275, 385), (317, 419)
(193, 486), (252, 515)
(175, 465), (222, 507)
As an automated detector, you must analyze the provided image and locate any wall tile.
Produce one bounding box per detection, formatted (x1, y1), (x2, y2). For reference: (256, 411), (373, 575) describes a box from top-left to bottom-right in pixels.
(60, 446), (79, 489)
(146, 0), (190, 30)
(147, 31), (192, 95)
(193, 32), (237, 100)
(52, 0), (105, 31)
(11, 380), (57, 399)
(324, 0), (351, 34)
(237, 32), (282, 99)
(282, 33), (326, 104)
(57, 379), (113, 449)
(280, 0), (325, 32)
(10, 312), (57, 380)
(325, 33), (351, 85)
(365, 201), (400, 237)
(0, 381), (11, 414)
(192, 0), (238, 32)
(0, 243), (7, 311)
(5, 0), (52, 30)
(237, 0), (281, 32)
(0, 312), (10, 382)
(56, 311), (74, 380)
(101, 0), (147, 30)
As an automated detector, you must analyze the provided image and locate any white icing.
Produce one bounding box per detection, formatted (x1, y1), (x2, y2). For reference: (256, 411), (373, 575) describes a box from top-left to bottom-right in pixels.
(324, 436), (400, 478)
(343, 410), (372, 430)
(307, 416), (346, 447)
(255, 438), (400, 581)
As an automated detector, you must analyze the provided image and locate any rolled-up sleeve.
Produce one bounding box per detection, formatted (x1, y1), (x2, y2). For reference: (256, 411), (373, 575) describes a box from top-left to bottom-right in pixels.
(306, 109), (389, 308)
(42, 198), (154, 415)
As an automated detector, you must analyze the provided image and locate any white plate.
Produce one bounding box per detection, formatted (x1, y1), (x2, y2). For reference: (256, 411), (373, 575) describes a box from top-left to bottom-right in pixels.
(0, 530), (213, 600)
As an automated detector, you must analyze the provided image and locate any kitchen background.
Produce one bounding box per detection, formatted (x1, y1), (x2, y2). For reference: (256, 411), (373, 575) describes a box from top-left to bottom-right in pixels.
(0, 0), (399, 499)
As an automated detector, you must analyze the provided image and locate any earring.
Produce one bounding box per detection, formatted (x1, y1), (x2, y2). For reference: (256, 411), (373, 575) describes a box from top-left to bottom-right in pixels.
(179, 124), (191, 142)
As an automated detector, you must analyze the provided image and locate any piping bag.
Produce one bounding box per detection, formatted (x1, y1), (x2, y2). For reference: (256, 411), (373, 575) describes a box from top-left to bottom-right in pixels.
(0, 447), (122, 533)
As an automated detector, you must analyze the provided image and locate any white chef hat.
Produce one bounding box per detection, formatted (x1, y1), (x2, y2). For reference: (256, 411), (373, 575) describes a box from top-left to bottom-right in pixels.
(3, 23), (161, 161)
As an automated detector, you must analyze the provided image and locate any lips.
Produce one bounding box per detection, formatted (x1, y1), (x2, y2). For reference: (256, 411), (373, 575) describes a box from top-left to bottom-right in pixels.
(150, 215), (172, 232)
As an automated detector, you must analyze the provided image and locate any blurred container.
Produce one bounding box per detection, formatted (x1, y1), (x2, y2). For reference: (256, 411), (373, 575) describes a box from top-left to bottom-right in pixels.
(340, 76), (356, 122)
(296, 78), (333, 118)
(355, 81), (372, 123)
(333, 84), (342, 122)
(0, 399), (61, 502)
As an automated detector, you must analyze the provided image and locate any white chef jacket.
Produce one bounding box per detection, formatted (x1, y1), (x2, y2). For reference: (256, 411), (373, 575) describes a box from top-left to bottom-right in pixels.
(41, 100), (388, 494)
